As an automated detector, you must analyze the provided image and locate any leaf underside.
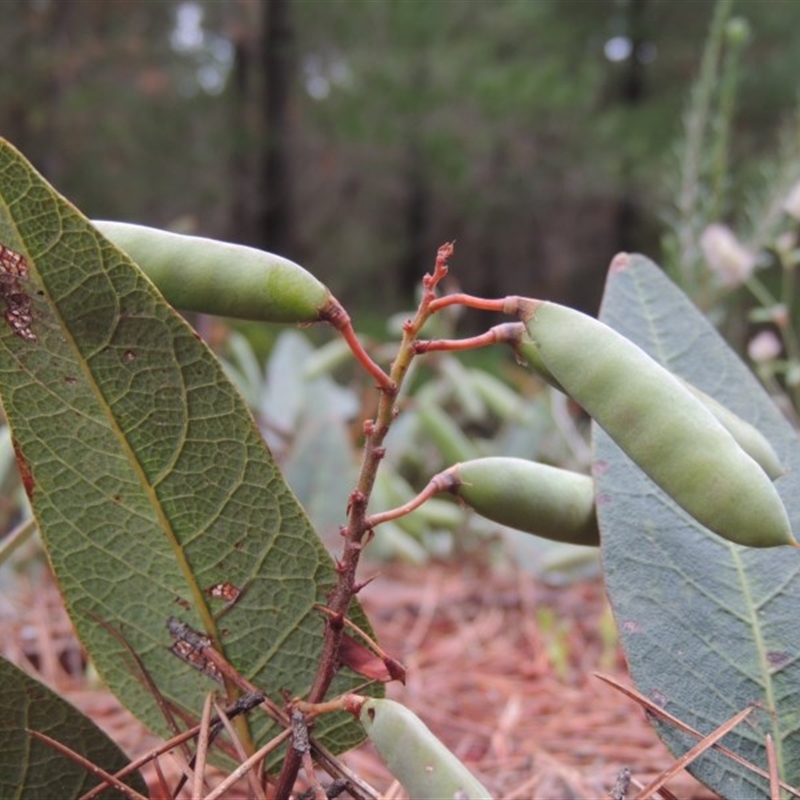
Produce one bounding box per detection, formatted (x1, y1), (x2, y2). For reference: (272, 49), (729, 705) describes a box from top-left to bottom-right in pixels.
(0, 138), (380, 773)
(594, 254), (800, 797)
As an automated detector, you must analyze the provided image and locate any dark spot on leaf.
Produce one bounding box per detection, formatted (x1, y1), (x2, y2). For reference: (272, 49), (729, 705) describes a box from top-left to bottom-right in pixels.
(206, 581), (241, 603)
(167, 618), (223, 683)
(123, 349), (136, 362)
(111, 494), (122, 504)
(367, 707), (375, 722)
(0, 244), (37, 342)
(767, 651), (790, 669)
(170, 639), (223, 683)
(220, 628), (230, 638)
(174, 596), (191, 611)
(64, 375), (78, 386)
(12, 438), (35, 499)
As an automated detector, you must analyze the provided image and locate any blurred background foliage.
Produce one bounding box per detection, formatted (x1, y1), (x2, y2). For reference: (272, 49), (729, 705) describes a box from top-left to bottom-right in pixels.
(4, 0), (800, 574)
(5, 0), (800, 319)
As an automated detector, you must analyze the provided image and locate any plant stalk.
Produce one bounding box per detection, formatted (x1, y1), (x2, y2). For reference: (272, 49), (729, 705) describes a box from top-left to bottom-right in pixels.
(273, 243), (454, 798)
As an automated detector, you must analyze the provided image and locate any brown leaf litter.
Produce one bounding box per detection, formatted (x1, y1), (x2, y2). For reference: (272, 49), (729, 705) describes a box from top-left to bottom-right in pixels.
(0, 557), (721, 799)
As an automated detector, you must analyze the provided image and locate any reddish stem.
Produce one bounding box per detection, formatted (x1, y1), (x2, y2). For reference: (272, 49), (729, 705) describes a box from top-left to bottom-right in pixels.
(428, 292), (536, 318)
(273, 242), (455, 799)
(365, 471), (455, 528)
(414, 321), (526, 354)
(321, 296), (396, 393)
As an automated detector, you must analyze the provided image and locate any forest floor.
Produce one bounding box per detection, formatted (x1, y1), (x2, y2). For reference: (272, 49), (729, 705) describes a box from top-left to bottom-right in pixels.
(2, 557), (719, 800)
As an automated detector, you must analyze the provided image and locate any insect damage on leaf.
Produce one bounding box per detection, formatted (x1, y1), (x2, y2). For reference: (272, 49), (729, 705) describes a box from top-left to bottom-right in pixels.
(206, 581), (242, 603)
(0, 244), (37, 342)
(167, 616), (224, 684)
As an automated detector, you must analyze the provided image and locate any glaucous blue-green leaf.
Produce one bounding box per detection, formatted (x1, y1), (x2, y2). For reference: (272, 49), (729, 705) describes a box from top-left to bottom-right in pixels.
(282, 379), (358, 548)
(594, 253), (800, 797)
(0, 138), (380, 769)
(0, 655), (148, 799)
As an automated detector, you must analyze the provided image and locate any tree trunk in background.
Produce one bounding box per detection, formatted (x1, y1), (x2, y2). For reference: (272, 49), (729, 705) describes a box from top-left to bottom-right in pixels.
(399, 56), (431, 302)
(228, 34), (255, 245)
(40, 0), (78, 184)
(400, 138), (430, 302)
(255, 0), (295, 256)
(614, 0), (648, 255)
(4, 1), (35, 159)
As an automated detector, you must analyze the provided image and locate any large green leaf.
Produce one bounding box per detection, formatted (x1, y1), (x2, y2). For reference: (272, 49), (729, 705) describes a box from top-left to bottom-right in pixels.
(594, 254), (800, 797)
(0, 655), (148, 799)
(0, 138), (379, 769)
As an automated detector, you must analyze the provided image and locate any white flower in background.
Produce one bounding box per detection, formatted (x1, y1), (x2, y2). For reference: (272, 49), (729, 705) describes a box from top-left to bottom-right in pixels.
(700, 223), (756, 287)
(776, 231), (797, 255)
(783, 180), (800, 222)
(748, 330), (782, 363)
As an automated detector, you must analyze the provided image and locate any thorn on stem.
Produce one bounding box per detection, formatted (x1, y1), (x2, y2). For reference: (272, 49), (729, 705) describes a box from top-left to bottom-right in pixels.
(352, 574), (378, 594)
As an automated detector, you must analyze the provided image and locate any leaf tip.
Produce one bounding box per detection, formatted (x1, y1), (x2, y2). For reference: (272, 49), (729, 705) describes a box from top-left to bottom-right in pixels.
(609, 252), (631, 273)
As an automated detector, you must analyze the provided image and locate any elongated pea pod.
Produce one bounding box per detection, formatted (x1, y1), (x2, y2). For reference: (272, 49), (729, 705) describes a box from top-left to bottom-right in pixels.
(93, 220), (395, 392)
(93, 220), (332, 324)
(358, 698), (492, 800)
(678, 378), (784, 480)
(448, 457), (599, 546)
(520, 301), (795, 548)
(518, 335), (784, 480)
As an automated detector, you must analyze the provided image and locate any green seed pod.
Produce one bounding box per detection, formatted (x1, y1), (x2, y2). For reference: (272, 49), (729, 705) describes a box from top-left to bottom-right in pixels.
(678, 378), (784, 480)
(93, 220), (331, 323)
(521, 301), (795, 548)
(519, 334), (784, 482)
(359, 698), (492, 800)
(516, 336), (565, 392)
(450, 457), (599, 546)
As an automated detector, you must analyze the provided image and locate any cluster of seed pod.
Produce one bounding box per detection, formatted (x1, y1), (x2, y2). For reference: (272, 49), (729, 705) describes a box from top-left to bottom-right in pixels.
(90, 220), (797, 800)
(517, 300), (794, 549)
(96, 220), (795, 550)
